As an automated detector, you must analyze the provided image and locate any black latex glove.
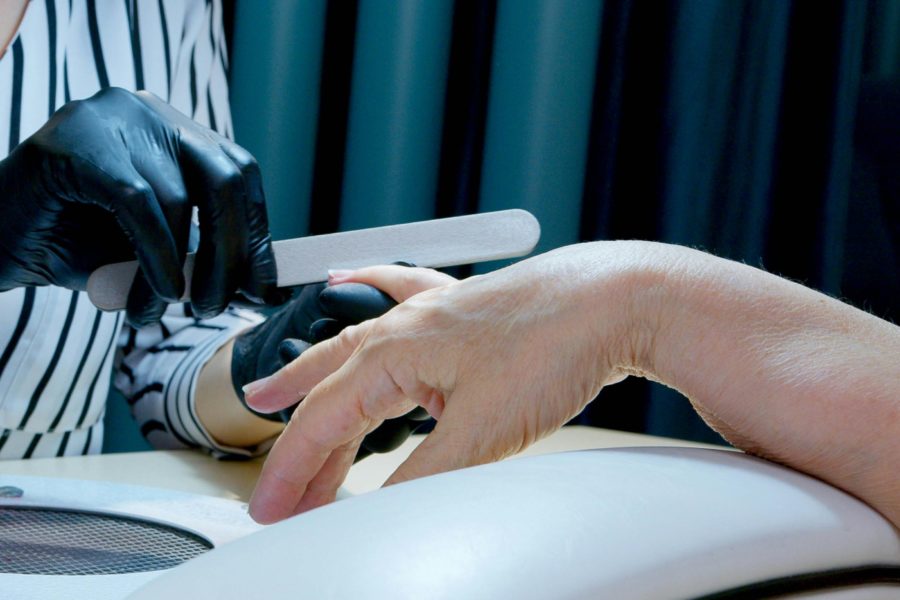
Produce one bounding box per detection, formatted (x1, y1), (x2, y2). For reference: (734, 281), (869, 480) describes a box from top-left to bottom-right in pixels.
(0, 87), (286, 326)
(232, 280), (431, 461)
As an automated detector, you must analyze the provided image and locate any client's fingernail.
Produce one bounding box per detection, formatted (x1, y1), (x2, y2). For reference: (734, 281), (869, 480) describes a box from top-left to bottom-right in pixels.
(242, 375), (272, 399)
(327, 269), (353, 284)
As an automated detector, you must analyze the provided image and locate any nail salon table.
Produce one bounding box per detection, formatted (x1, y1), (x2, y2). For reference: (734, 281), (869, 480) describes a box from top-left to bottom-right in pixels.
(5, 427), (900, 599)
(0, 426), (712, 501)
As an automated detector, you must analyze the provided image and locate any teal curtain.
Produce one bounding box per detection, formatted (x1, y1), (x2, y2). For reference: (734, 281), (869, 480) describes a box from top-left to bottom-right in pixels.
(229, 0), (327, 240)
(228, 0), (900, 444)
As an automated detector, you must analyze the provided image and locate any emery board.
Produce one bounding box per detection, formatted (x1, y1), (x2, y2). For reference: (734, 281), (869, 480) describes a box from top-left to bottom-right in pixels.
(87, 209), (541, 311)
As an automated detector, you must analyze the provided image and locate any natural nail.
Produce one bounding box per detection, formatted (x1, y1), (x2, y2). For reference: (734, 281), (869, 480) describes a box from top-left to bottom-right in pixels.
(242, 375), (272, 399)
(327, 269), (353, 284)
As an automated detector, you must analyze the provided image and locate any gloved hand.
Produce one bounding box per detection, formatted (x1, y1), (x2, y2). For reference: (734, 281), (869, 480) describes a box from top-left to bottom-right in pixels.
(231, 280), (431, 461)
(0, 87), (286, 326)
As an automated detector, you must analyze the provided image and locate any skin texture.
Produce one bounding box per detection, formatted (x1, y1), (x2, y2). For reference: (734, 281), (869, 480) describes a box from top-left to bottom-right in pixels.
(243, 241), (900, 527)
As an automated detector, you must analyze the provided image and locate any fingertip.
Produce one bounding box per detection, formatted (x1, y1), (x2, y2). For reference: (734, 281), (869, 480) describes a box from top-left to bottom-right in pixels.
(125, 273), (170, 328)
(241, 279), (289, 307)
(242, 236), (284, 306)
(189, 265), (230, 318)
(146, 276), (183, 304)
(137, 252), (183, 303)
(189, 272), (230, 319)
(190, 302), (227, 321)
(241, 375), (273, 402)
(327, 269), (353, 285)
(248, 451), (310, 524)
(243, 370), (303, 413)
(242, 376), (290, 413)
(247, 485), (290, 525)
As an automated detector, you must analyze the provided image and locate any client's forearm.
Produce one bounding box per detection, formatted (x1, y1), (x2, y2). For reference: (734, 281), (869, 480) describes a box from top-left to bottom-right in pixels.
(631, 245), (900, 525)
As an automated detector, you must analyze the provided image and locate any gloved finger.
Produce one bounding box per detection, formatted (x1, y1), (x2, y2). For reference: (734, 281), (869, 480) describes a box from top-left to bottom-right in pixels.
(277, 338), (310, 365)
(219, 142), (287, 306)
(124, 275), (169, 328)
(319, 283), (397, 322)
(355, 406), (432, 459)
(328, 265), (457, 303)
(359, 416), (419, 456)
(81, 162), (182, 301)
(287, 282), (329, 328)
(126, 163), (193, 327)
(265, 282), (330, 342)
(309, 318), (343, 343)
(179, 135), (249, 318)
(244, 320), (374, 414)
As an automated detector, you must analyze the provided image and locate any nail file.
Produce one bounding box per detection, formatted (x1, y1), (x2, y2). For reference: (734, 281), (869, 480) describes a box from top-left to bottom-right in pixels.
(86, 209), (541, 311)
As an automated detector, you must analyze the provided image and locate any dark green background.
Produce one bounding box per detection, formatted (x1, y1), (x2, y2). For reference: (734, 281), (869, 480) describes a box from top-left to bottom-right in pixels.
(105, 0), (900, 451)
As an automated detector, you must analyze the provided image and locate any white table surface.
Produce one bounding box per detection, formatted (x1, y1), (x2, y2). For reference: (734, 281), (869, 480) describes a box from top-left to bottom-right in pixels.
(0, 426), (723, 501)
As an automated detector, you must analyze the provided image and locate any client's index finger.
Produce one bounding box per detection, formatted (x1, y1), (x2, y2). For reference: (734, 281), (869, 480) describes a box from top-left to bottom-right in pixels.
(248, 369), (376, 523)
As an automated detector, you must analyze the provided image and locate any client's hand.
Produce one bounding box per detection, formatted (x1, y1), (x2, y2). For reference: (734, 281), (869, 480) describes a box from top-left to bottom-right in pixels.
(231, 282), (398, 422)
(234, 266), (453, 460)
(243, 256), (633, 523)
(244, 241), (900, 529)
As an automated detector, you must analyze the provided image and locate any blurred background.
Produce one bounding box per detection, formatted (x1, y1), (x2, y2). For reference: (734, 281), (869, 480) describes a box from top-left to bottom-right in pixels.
(221, 0), (900, 445)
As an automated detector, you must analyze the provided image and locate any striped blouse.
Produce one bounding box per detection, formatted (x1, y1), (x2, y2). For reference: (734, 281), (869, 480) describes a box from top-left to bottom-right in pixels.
(0, 0), (264, 460)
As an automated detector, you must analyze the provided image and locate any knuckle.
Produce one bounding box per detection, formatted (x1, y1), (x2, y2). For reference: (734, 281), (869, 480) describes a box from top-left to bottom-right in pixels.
(350, 392), (372, 425)
(153, 181), (190, 209)
(292, 419), (330, 455)
(337, 324), (365, 350)
(399, 269), (417, 289)
(208, 164), (244, 192)
(55, 98), (91, 124)
(162, 187), (190, 208)
(119, 179), (153, 204)
(227, 145), (260, 175)
(95, 86), (131, 102)
(133, 89), (155, 102)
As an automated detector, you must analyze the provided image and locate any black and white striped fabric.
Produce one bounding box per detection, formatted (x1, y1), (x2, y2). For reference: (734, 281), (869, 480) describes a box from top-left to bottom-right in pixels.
(0, 0), (265, 459)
